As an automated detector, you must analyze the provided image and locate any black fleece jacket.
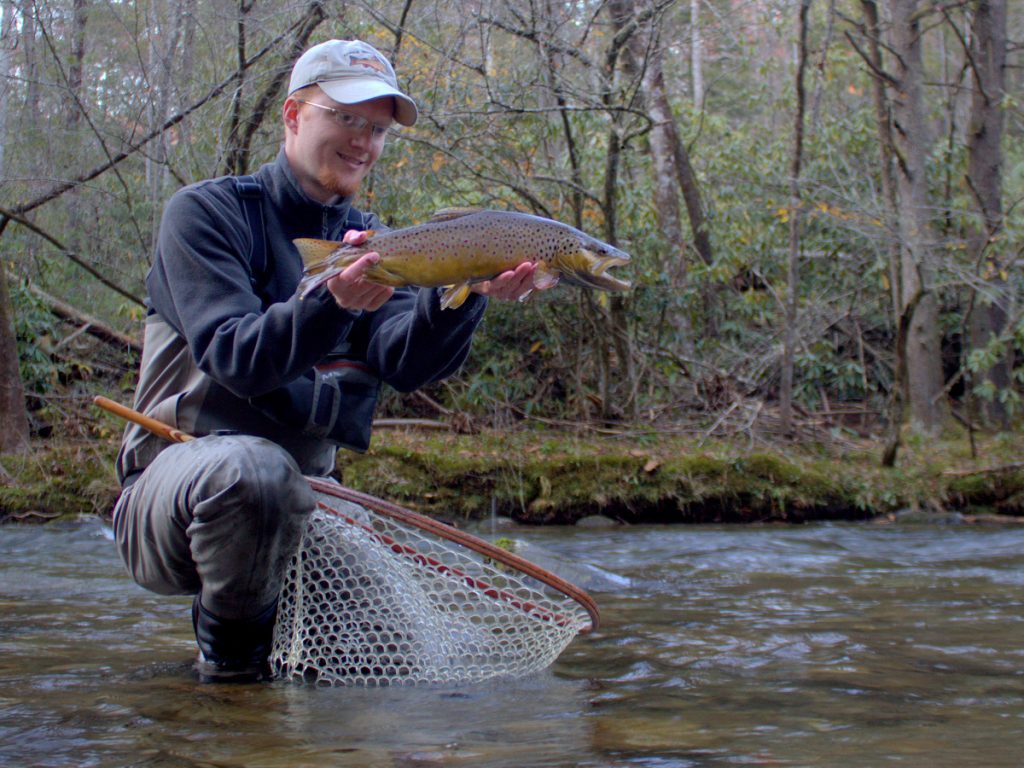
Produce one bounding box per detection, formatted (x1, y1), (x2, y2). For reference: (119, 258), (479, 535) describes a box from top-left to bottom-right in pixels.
(142, 148), (486, 449)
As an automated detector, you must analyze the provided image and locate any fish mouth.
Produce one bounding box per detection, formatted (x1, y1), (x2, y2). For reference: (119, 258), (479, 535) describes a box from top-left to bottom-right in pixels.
(592, 246), (631, 275)
(558, 245), (632, 292)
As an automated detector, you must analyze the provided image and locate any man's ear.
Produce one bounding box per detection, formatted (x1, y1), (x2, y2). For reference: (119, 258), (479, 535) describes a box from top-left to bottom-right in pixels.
(283, 96), (301, 134)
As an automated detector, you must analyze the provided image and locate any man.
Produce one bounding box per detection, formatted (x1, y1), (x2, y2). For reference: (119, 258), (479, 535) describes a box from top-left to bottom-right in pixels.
(112, 39), (539, 682)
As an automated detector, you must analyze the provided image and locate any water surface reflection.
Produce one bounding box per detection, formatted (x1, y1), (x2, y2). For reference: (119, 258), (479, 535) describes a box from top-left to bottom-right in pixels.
(2, 519), (1022, 767)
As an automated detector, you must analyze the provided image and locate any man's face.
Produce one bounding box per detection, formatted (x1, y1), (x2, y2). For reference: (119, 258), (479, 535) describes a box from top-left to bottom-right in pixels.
(284, 89), (394, 203)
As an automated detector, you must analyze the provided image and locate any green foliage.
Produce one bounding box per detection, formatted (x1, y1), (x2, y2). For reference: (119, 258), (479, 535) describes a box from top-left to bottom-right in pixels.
(1, 0), (1021, 430)
(9, 281), (75, 395)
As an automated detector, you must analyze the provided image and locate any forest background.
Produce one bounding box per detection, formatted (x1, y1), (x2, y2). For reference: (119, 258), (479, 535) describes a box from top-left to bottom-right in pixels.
(0, 0), (1021, 516)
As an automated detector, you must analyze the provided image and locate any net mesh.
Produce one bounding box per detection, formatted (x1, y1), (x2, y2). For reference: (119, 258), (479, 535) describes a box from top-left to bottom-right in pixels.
(270, 487), (595, 686)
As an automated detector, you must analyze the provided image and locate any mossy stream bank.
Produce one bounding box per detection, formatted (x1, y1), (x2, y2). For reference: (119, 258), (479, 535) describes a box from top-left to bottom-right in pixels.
(2, 427), (1022, 525)
(335, 428), (1024, 525)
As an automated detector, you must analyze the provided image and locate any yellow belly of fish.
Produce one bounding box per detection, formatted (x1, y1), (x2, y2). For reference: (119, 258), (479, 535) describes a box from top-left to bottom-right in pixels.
(362, 243), (536, 288)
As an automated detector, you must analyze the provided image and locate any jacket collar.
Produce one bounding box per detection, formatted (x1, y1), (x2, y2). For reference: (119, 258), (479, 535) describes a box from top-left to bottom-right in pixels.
(257, 147), (356, 241)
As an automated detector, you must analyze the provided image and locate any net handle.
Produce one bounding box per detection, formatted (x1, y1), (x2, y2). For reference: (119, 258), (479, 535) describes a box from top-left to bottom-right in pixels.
(307, 478), (599, 632)
(94, 396), (600, 632)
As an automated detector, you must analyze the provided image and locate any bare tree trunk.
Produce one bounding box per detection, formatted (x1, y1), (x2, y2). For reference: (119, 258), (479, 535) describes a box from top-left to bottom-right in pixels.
(644, 55), (685, 278)
(855, 0), (909, 463)
(965, 0), (1010, 429)
(602, 0), (643, 421)
(223, 0), (255, 176)
(882, 287), (923, 466)
(63, 0), (89, 261)
(0, 0), (31, 453)
(691, 0), (704, 107)
(539, 0), (585, 227)
(622, 0), (714, 342)
(640, 49), (697, 357)
(617, 6), (687, 284)
(0, 0), (10, 178)
(0, 260), (29, 454)
(21, 2), (39, 127)
(888, 0), (948, 433)
(66, 0), (88, 130)
(780, 0), (812, 435)
(601, 120), (638, 421)
(858, 0), (903, 322)
(146, 0), (197, 247)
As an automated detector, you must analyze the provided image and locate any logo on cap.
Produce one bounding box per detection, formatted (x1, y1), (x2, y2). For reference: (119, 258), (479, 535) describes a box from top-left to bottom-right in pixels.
(349, 54), (388, 75)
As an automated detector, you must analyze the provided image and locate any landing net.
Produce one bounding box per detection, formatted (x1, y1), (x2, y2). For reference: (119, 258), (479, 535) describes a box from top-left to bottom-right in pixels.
(270, 479), (599, 686)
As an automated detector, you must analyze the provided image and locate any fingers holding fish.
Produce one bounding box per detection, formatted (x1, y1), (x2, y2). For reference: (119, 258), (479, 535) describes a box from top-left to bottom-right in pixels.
(326, 252), (395, 311)
(472, 261), (556, 302)
(343, 229), (370, 246)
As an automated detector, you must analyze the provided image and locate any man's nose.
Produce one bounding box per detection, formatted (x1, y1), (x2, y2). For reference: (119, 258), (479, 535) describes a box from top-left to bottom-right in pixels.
(347, 128), (373, 150)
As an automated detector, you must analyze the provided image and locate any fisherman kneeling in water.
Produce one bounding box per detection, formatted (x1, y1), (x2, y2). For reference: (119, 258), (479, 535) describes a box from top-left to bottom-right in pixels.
(112, 40), (543, 682)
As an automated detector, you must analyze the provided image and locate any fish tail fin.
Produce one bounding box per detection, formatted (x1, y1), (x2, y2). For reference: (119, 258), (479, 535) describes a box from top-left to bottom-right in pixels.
(293, 238), (345, 270)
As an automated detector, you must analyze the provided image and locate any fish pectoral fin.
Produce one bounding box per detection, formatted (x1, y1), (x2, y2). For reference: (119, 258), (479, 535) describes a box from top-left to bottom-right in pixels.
(293, 238), (344, 271)
(429, 207), (485, 223)
(298, 271), (343, 300)
(532, 264), (561, 291)
(440, 283), (472, 310)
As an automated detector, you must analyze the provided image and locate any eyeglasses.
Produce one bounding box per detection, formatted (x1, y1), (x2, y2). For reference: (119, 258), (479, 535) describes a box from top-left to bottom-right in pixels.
(295, 100), (392, 140)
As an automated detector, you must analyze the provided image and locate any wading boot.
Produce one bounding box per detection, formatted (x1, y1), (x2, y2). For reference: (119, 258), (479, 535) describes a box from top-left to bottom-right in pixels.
(192, 596), (277, 683)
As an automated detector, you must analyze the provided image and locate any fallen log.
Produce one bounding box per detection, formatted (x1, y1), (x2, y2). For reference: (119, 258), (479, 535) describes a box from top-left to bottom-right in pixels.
(943, 462), (1024, 477)
(29, 284), (142, 356)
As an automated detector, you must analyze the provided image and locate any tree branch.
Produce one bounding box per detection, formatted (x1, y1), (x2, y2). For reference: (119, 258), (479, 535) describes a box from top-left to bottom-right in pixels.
(7, 17), (308, 219)
(0, 206), (144, 307)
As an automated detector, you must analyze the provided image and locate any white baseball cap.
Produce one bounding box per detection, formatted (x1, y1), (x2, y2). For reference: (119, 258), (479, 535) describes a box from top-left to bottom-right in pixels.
(288, 40), (418, 127)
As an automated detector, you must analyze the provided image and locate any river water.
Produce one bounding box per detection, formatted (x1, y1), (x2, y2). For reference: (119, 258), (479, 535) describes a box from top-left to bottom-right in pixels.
(2, 517), (1022, 767)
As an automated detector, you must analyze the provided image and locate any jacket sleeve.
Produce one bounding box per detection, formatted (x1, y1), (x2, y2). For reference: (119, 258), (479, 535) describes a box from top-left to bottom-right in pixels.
(359, 286), (488, 393)
(147, 183), (360, 399)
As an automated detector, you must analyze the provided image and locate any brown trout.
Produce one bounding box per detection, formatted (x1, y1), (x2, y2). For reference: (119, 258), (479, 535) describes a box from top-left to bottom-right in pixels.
(293, 208), (631, 310)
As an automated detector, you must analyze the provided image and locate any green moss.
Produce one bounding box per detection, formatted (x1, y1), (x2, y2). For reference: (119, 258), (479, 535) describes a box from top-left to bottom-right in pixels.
(5, 425), (1023, 526)
(0, 441), (120, 522)
(333, 428), (1024, 524)
(946, 469), (1024, 513)
(340, 432), (849, 523)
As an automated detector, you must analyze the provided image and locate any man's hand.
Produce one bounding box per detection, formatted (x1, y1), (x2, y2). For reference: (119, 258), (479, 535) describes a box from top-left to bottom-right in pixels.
(326, 230), (394, 312)
(472, 261), (554, 302)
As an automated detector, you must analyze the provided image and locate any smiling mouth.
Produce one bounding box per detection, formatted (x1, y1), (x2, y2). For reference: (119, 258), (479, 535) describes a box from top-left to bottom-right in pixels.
(337, 152), (366, 167)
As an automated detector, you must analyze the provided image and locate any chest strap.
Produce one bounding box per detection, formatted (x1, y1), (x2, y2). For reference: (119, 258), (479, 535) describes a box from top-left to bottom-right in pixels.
(234, 175), (267, 289)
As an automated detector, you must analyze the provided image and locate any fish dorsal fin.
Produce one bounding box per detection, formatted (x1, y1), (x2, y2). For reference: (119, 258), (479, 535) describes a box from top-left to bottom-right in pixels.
(429, 207), (485, 223)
